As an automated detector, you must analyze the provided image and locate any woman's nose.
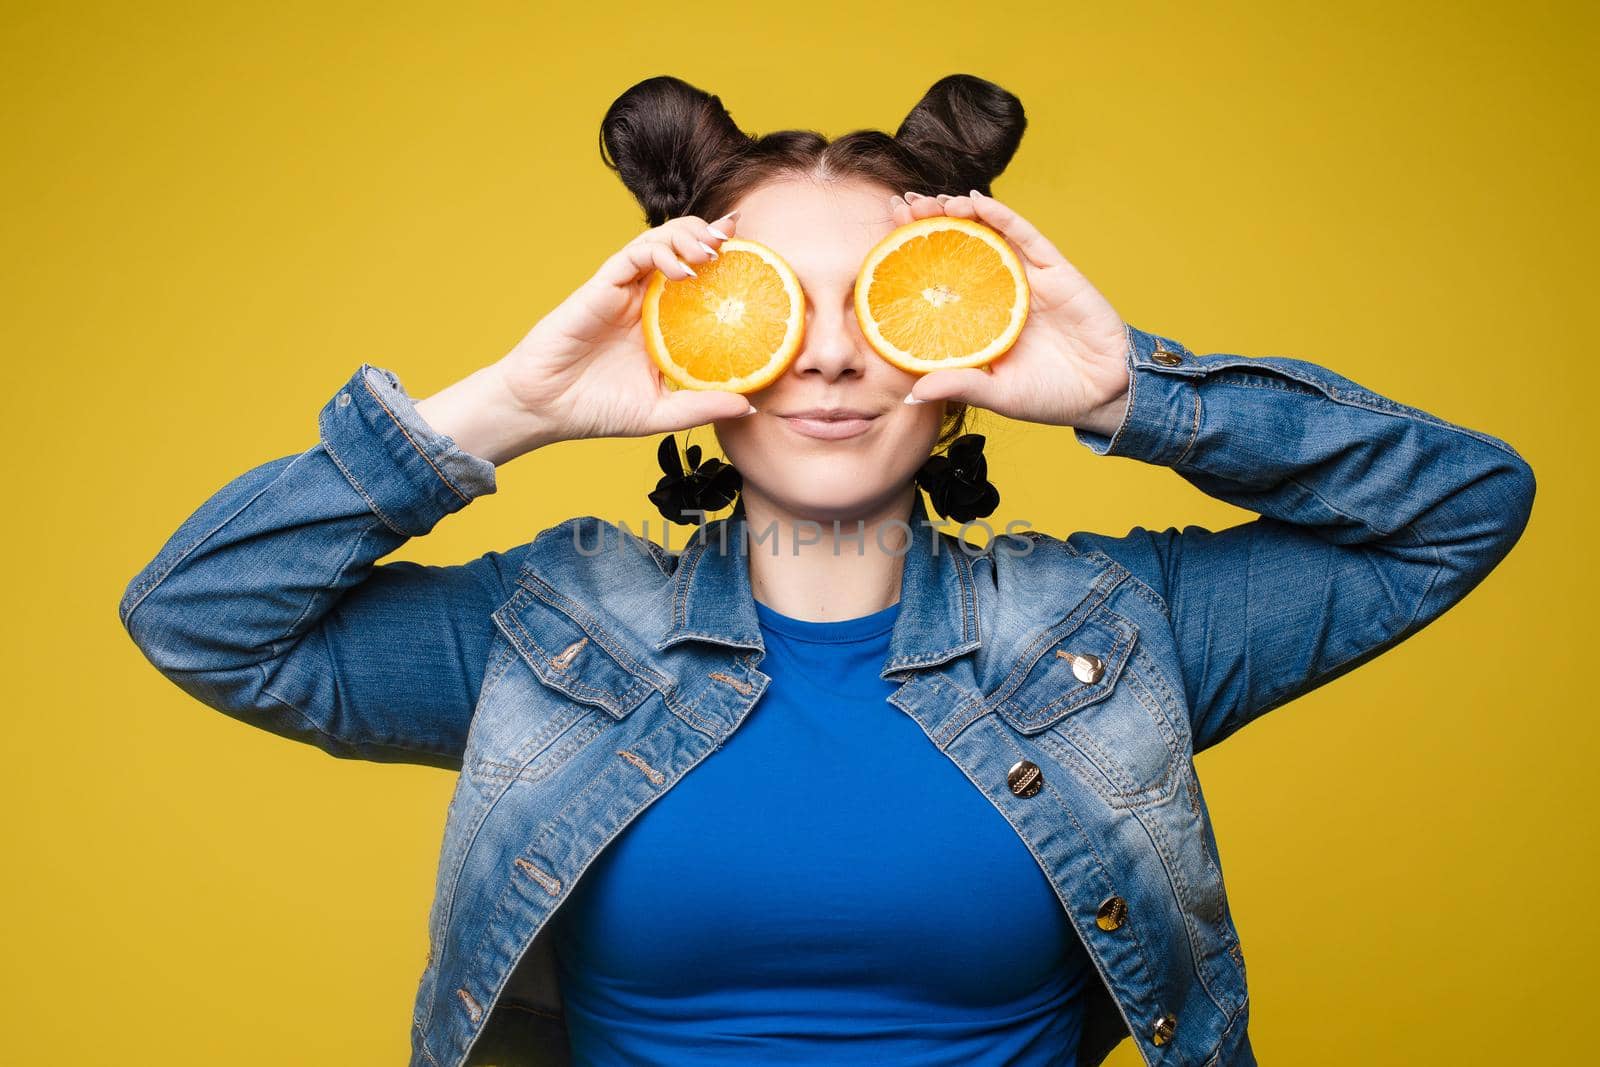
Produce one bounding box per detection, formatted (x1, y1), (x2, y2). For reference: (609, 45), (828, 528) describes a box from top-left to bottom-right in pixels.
(788, 302), (868, 380)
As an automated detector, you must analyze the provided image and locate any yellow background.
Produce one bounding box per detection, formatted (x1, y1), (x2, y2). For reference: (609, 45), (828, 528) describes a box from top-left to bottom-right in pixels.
(4, 2), (1590, 1063)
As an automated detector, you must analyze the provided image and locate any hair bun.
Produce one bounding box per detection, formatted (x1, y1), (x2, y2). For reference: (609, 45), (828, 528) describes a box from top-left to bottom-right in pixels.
(893, 74), (1027, 194)
(599, 75), (753, 226)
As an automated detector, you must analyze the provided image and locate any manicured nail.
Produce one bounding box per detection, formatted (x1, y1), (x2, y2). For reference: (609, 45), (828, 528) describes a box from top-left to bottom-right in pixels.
(738, 404), (759, 417)
(697, 240), (719, 258)
(706, 225), (729, 241)
(970, 189), (985, 199)
(904, 393), (928, 405)
(676, 259), (697, 277)
(935, 194), (951, 202)
(902, 191), (919, 200)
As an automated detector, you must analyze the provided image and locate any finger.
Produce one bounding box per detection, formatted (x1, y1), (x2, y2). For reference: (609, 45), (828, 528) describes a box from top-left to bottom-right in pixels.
(905, 366), (1003, 409)
(649, 239), (697, 280)
(648, 388), (757, 434)
(938, 193), (979, 220)
(886, 193), (915, 227)
(669, 224), (719, 268)
(903, 190), (945, 220)
(595, 237), (673, 290)
(967, 191), (1077, 274)
(701, 209), (740, 243)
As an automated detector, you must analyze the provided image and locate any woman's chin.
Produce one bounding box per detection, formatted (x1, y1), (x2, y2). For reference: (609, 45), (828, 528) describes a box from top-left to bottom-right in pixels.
(742, 478), (913, 526)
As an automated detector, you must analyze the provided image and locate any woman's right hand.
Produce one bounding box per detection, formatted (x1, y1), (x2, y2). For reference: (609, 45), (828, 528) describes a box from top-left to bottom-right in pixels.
(496, 210), (754, 449)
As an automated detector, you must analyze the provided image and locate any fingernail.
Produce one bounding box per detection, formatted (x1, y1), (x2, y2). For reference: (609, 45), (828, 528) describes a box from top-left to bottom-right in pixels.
(697, 240), (719, 258)
(908, 191), (929, 201)
(738, 404), (759, 417)
(935, 194), (951, 202)
(904, 393), (928, 405)
(676, 259), (697, 278)
(724, 209), (741, 222)
(706, 225), (729, 241)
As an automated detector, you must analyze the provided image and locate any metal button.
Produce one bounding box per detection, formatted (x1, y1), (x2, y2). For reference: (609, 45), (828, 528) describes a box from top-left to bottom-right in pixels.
(1067, 651), (1104, 684)
(1151, 1013), (1177, 1046)
(1151, 347), (1183, 366)
(1095, 895), (1128, 931)
(1007, 759), (1043, 798)
(336, 391), (352, 408)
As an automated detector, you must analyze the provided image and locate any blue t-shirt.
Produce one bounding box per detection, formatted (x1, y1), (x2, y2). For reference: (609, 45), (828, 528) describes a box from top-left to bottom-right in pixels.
(548, 596), (1092, 1065)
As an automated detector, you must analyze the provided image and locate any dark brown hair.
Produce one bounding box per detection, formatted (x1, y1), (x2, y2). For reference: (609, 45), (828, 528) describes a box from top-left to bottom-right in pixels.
(599, 73), (1028, 449)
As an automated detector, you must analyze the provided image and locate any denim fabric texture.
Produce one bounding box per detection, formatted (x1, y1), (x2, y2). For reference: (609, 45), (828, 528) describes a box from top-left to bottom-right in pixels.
(119, 324), (1537, 1067)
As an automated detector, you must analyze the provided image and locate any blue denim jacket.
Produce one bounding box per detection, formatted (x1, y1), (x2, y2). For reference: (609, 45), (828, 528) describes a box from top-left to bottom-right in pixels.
(118, 324), (1535, 1067)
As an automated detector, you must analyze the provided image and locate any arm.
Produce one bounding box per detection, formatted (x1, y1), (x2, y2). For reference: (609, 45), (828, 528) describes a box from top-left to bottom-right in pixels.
(118, 363), (518, 771)
(1068, 324), (1537, 755)
(117, 208), (767, 770)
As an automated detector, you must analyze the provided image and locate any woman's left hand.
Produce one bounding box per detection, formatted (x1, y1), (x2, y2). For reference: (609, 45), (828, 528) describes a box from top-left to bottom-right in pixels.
(891, 190), (1130, 432)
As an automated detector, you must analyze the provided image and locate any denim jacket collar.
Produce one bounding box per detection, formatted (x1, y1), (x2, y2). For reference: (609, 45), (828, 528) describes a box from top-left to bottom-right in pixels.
(656, 490), (982, 678)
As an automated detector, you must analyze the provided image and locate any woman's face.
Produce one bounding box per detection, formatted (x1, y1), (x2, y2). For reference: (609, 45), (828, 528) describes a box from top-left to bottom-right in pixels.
(713, 176), (946, 524)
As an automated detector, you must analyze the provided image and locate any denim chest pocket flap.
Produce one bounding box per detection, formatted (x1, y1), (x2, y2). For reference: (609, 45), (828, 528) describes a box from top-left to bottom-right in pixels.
(489, 578), (655, 721)
(993, 605), (1182, 808)
(994, 606), (1137, 734)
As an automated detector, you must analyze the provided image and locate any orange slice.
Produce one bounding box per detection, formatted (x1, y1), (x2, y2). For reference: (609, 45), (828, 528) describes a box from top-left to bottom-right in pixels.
(642, 238), (806, 393)
(854, 216), (1029, 373)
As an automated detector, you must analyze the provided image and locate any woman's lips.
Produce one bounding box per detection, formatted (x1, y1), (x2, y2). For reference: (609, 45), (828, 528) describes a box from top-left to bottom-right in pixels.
(778, 415), (878, 440)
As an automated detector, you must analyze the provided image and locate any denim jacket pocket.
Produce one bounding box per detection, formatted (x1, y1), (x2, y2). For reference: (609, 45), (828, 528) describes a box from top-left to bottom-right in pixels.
(466, 579), (655, 786)
(996, 605), (1184, 809)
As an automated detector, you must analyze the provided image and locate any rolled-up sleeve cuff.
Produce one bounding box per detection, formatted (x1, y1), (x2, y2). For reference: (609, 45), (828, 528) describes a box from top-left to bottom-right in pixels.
(318, 363), (498, 537)
(1072, 323), (1205, 466)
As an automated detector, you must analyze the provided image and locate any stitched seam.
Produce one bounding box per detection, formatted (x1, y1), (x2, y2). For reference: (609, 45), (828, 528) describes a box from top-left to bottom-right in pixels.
(660, 680), (724, 737)
(1126, 799), (1233, 1022)
(257, 679), (458, 761)
(474, 715), (611, 786)
(121, 450), (318, 623)
(929, 681), (988, 748)
(322, 431), (408, 536)
(983, 717), (1160, 1050)
(987, 569), (1130, 715)
(1171, 379), (1202, 467)
(1193, 357), (1528, 459)
(414, 1024), (442, 1067)
(1050, 670), (1181, 804)
(1006, 620), (1135, 731)
(279, 517), (376, 651)
(454, 709), (717, 1063)
(361, 371), (472, 505)
(516, 575), (669, 692)
(496, 606), (646, 717)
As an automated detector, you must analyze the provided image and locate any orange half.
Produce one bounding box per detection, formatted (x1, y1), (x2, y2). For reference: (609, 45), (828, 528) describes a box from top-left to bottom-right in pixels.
(854, 216), (1029, 373)
(642, 238), (806, 393)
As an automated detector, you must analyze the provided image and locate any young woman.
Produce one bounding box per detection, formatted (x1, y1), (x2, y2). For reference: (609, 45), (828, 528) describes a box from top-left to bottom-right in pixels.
(119, 74), (1536, 1067)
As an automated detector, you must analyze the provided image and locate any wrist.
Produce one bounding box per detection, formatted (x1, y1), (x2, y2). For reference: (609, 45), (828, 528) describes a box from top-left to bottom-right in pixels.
(415, 363), (555, 466)
(1073, 387), (1130, 438)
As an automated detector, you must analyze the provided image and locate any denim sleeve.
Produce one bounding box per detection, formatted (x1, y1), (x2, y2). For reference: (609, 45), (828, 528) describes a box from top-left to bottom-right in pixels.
(1067, 324), (1537, 756)
(118, 363), (519, 771)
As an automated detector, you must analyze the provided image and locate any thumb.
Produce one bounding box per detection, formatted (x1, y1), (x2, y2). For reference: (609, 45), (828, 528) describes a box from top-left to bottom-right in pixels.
(906, 367), (999, 408)
(649, 389), (758, 434)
